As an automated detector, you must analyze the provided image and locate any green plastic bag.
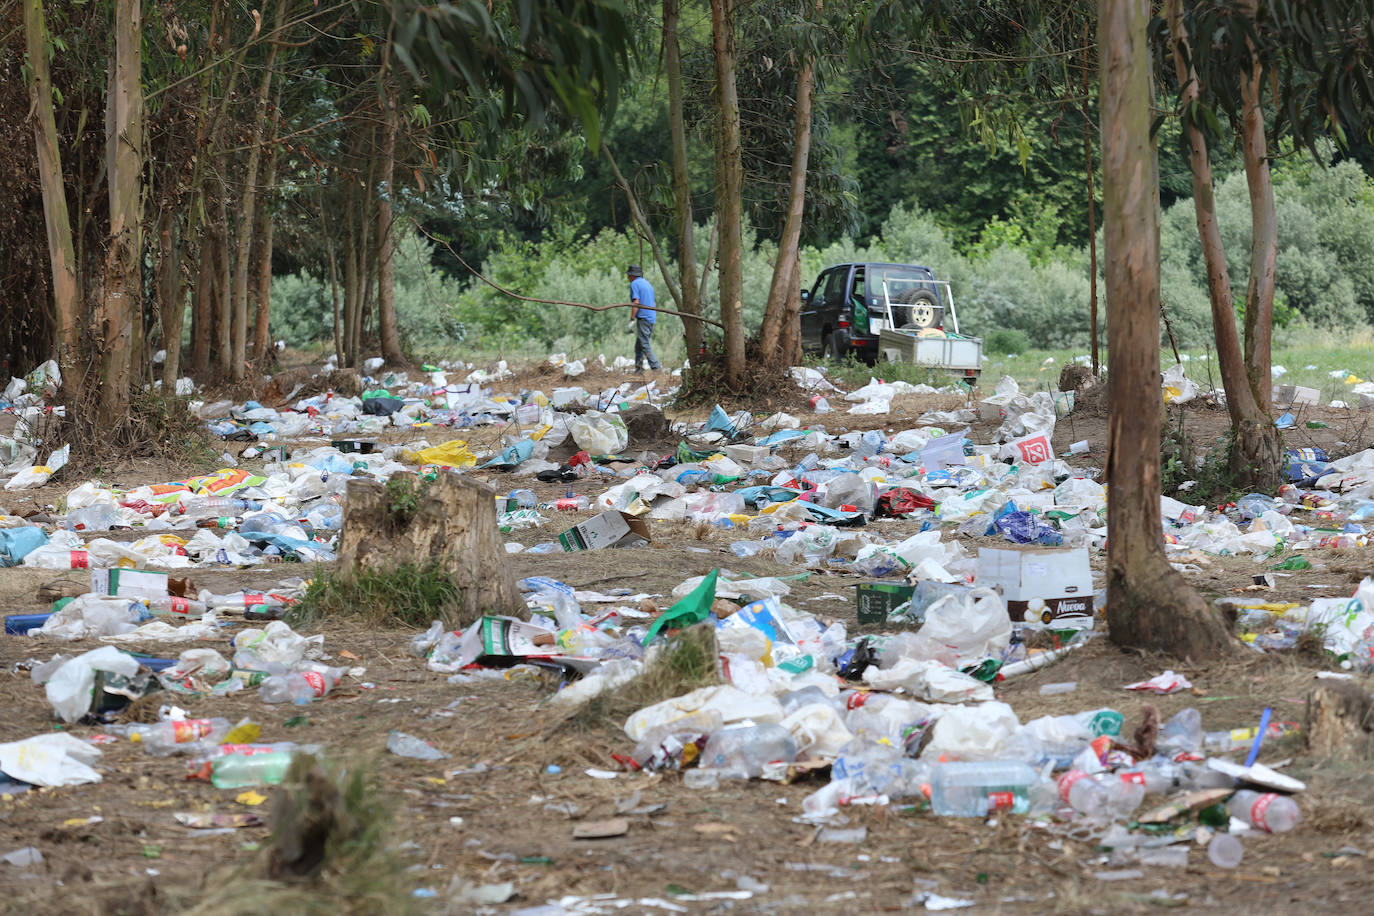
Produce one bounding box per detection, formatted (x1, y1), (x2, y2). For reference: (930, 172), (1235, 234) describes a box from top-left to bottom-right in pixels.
(642, 569), (719, 646)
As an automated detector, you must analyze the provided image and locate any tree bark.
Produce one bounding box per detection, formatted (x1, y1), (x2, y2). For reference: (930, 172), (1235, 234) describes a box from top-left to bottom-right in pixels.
(100, 0), (143, 420)
(23, 0), (81, 396)
(191, 238), (213, 374)
(343, 196), (360, 367)
(377, 85), (405, 367)
(664, 0), (703, 358)
(759, 57), (814, 364)
(214, 192), (233, 378)
(1083, 26), (1100, 377)
(1166, 0), (1281, 490)
(1101, 0), (1238, 659)
(157, 210), (184, 389)
(710, 0), (746, 386)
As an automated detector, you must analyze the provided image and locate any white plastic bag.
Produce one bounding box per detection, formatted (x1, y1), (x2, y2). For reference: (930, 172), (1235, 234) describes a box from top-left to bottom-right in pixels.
(782, 703), (854, 758)
(920, 701), (1020, 760)
(862, 657), (994, 703)
(45, 645), (140, 723)
(568, 411), (629, 454)
(905, 587), (1010, 668)
(0, 733), (102, 786)
(4, 465), (52, 490)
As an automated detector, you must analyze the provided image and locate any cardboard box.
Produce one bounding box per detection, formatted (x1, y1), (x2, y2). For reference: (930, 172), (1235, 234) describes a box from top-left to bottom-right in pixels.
(330, 439), (377, 454)
(557, 510), (651, 551)
(91, 568), (169, 600)
(723, 444), (770, 466)
(1274, 385), (1319, 408)
(977, 546), (1094, 628)
(854, 582), (916, 626)
(977, 399), (1008, 422)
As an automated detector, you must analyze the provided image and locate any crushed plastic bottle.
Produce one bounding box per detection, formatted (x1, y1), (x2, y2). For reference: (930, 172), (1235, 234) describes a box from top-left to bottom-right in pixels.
(258, 668), (343, 705)
(1056, 769), (1146, 820)
(697, 723), (798, 779)
(113, 718), (231, 756)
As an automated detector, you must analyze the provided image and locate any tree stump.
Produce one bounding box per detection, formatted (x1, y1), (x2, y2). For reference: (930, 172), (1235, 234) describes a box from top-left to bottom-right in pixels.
(1304, 680), (1374, 759)
(337, 471), (523, 621)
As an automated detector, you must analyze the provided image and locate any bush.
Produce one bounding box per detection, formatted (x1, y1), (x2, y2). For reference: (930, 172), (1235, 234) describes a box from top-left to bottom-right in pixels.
(984, 327), (1029, 355)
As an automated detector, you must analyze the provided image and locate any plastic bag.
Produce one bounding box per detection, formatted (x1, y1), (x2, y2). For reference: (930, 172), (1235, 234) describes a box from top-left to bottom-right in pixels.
(0, 526), (47, 567)
(782, 703), (854, 758)
(0, 733), (101, 787)
(568, 411), (629, 454)
(875, 488), (935, 518)
(45, 645), (141, 723)
(905, 587), (1010, 668)
(994, 510), (1063, 546)
(862, 657), (994, 704)
(406, 440), (476, 468)
(4, 465), (52, 490)
(920, 701), (1020, 761)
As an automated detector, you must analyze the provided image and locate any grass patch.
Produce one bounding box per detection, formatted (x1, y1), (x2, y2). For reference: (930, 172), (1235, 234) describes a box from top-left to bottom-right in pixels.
(816, 354), (955, 390)
(180, 755), (424, 916)
(558, 623), (721, 735)
(288, 561), (467, 629)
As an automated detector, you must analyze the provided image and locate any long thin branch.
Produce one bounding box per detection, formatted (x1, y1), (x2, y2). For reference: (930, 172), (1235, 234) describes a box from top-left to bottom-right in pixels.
(409, 219), (724, 329)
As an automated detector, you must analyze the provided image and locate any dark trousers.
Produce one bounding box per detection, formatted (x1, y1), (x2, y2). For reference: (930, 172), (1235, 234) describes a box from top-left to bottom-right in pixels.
(635, 318), (662, 370)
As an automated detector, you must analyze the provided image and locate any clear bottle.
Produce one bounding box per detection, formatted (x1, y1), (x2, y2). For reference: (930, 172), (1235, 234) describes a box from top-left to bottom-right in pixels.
(207, 750), (296, 788)
(505, 489), (537, 511)
(259, 668), (342, 705)
(697, 724), (799, 779)
(1056, 769), (1146, 819)
(141, 596), (208, 617)
(553, 495), (589, 511)
(1226, 790), (1301, 833)
(1156, 707), (1204, 756)
(66, 504), (122, 532)
(178, 497), (261, 517)
(631, 710), (723, 770)
(200, 590), (293, 611)
(115, 718), (231, 757)
(20, 545), (93, 570)
(929, 761), (1038, 816)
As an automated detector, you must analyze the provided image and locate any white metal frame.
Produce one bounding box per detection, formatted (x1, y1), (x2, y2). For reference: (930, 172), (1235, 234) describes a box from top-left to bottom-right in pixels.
(878, 277), (960, 335)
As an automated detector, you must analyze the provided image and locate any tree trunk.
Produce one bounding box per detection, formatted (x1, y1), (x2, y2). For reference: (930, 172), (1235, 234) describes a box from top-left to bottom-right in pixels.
(710, 0), (746, 386)
(343, 200), (359, 367)
(100, 0), (143, 420)
(23, 0), (81, 396)
(252, 119), (278, 363)
(337, 473), (525, 623)
(780, 257), (803, 365)
(1100, 0), (1238, 659)
(191, 238), (213, 375)
(664, 0), (702, 358)
(1082, 27), (1100, 377)
(1166, 0), (1282, 490)
(157, 210), (184, 389)
(759, 57), (814, 364)
(214, 194), (233, 379)
(377, 85), (405, 367)
(1237, 0), (1276, 411)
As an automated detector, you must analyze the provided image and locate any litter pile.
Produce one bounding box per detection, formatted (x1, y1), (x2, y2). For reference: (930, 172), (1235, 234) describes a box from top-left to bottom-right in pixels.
(1, 353), (1371, 904)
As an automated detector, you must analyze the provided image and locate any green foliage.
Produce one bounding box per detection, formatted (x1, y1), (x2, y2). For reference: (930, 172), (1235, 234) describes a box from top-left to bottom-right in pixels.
(984, 327), (1029, 356)
(383, 474), (433, 526)
(290, 561), (465, 630)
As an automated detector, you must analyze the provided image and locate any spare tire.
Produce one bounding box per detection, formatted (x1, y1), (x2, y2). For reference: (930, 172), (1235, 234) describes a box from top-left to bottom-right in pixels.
(896, 289), (940, 329)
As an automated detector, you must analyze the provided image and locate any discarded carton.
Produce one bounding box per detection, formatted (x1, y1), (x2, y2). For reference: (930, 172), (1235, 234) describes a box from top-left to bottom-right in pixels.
(977, 546), (1094, 628)
(557, 510), (651, 551)
(723, 444), (770, 466)
(854, 582), (916, 626)
(1274, 385), (1319, 408)
(977, 400), (1007, 423)
(330, 439), (377, 454)
(91, 568), (168, 600)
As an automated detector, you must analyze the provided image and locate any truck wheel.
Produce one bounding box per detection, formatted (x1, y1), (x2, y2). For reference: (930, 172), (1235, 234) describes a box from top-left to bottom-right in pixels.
(897, 289), (939, 329)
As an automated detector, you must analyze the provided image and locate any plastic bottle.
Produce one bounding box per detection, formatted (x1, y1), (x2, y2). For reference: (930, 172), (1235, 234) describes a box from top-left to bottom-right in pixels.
(1056, 769), (1146, 820)
(259, 668), (342, 705)
(631, 710), (724, 769)
(119, 718), (231, 757)
(697, 724), (799, 778)
(178, 497), (261, 517)
(200, 590), (294, 611)
(505, 489), (537, 511)
(1156, 707), (1203, 756)
(1226, 790), (1301, 833)
(20, 545), (94, 570)
(66, 504), (122, 532)
(207, 750), (296, 788)
(141, 596), (208, 617)
(1203, 721), (1294, 753)
(811, 396), (831, 414)
(196, 516), (238, 529)
(553, 495), (589, 511)
(929, 761), (1038, 816)
(1208, 833), (1244, 868)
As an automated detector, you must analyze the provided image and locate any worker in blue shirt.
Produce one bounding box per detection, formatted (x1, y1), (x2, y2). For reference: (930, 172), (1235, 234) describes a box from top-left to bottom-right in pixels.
(627, 264), (662, 372)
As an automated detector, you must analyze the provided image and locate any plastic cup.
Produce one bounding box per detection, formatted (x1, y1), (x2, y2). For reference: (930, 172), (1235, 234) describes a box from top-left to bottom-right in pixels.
(1208, 833), (1243, 869)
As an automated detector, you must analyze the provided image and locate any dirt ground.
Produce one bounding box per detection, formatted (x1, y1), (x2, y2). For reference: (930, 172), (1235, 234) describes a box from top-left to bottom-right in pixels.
(1, 365), (1373, 914)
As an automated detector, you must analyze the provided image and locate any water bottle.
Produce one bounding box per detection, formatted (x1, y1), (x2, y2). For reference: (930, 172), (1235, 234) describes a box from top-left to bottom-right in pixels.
(506, 489), (537, 511)
(632, 710), (723, 770)
(20, 545), (92, 569)
(929, 761), (1038, 816)
(259, 668), (342, 705)
(179, 497), (260, 517)
(207, 750), (297, 788)
(118, 718), (231, 757)
(1157, 707), (1203, 756)
(1226, 790), (1301, 833)
(66, 504), (122, 532)
(697, 724), (799, 778)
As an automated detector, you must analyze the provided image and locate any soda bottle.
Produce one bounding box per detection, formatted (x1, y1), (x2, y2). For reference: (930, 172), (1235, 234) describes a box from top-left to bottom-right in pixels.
(207, 750), (296, 788)
(178, 497), (261, 517)
(116, 718), (231, 757)
(1226, 790), (1301, 833)
(258, 668), (343, 704)
(20, 545), (93, 570)
(141, 596), (208, 616)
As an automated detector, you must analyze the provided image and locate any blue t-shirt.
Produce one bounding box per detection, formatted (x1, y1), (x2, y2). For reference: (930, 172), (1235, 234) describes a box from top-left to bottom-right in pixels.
(630, 276), (656, 324)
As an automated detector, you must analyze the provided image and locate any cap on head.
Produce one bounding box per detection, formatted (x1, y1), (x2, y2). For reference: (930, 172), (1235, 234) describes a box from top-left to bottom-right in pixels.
(627, 264), (643, 278)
